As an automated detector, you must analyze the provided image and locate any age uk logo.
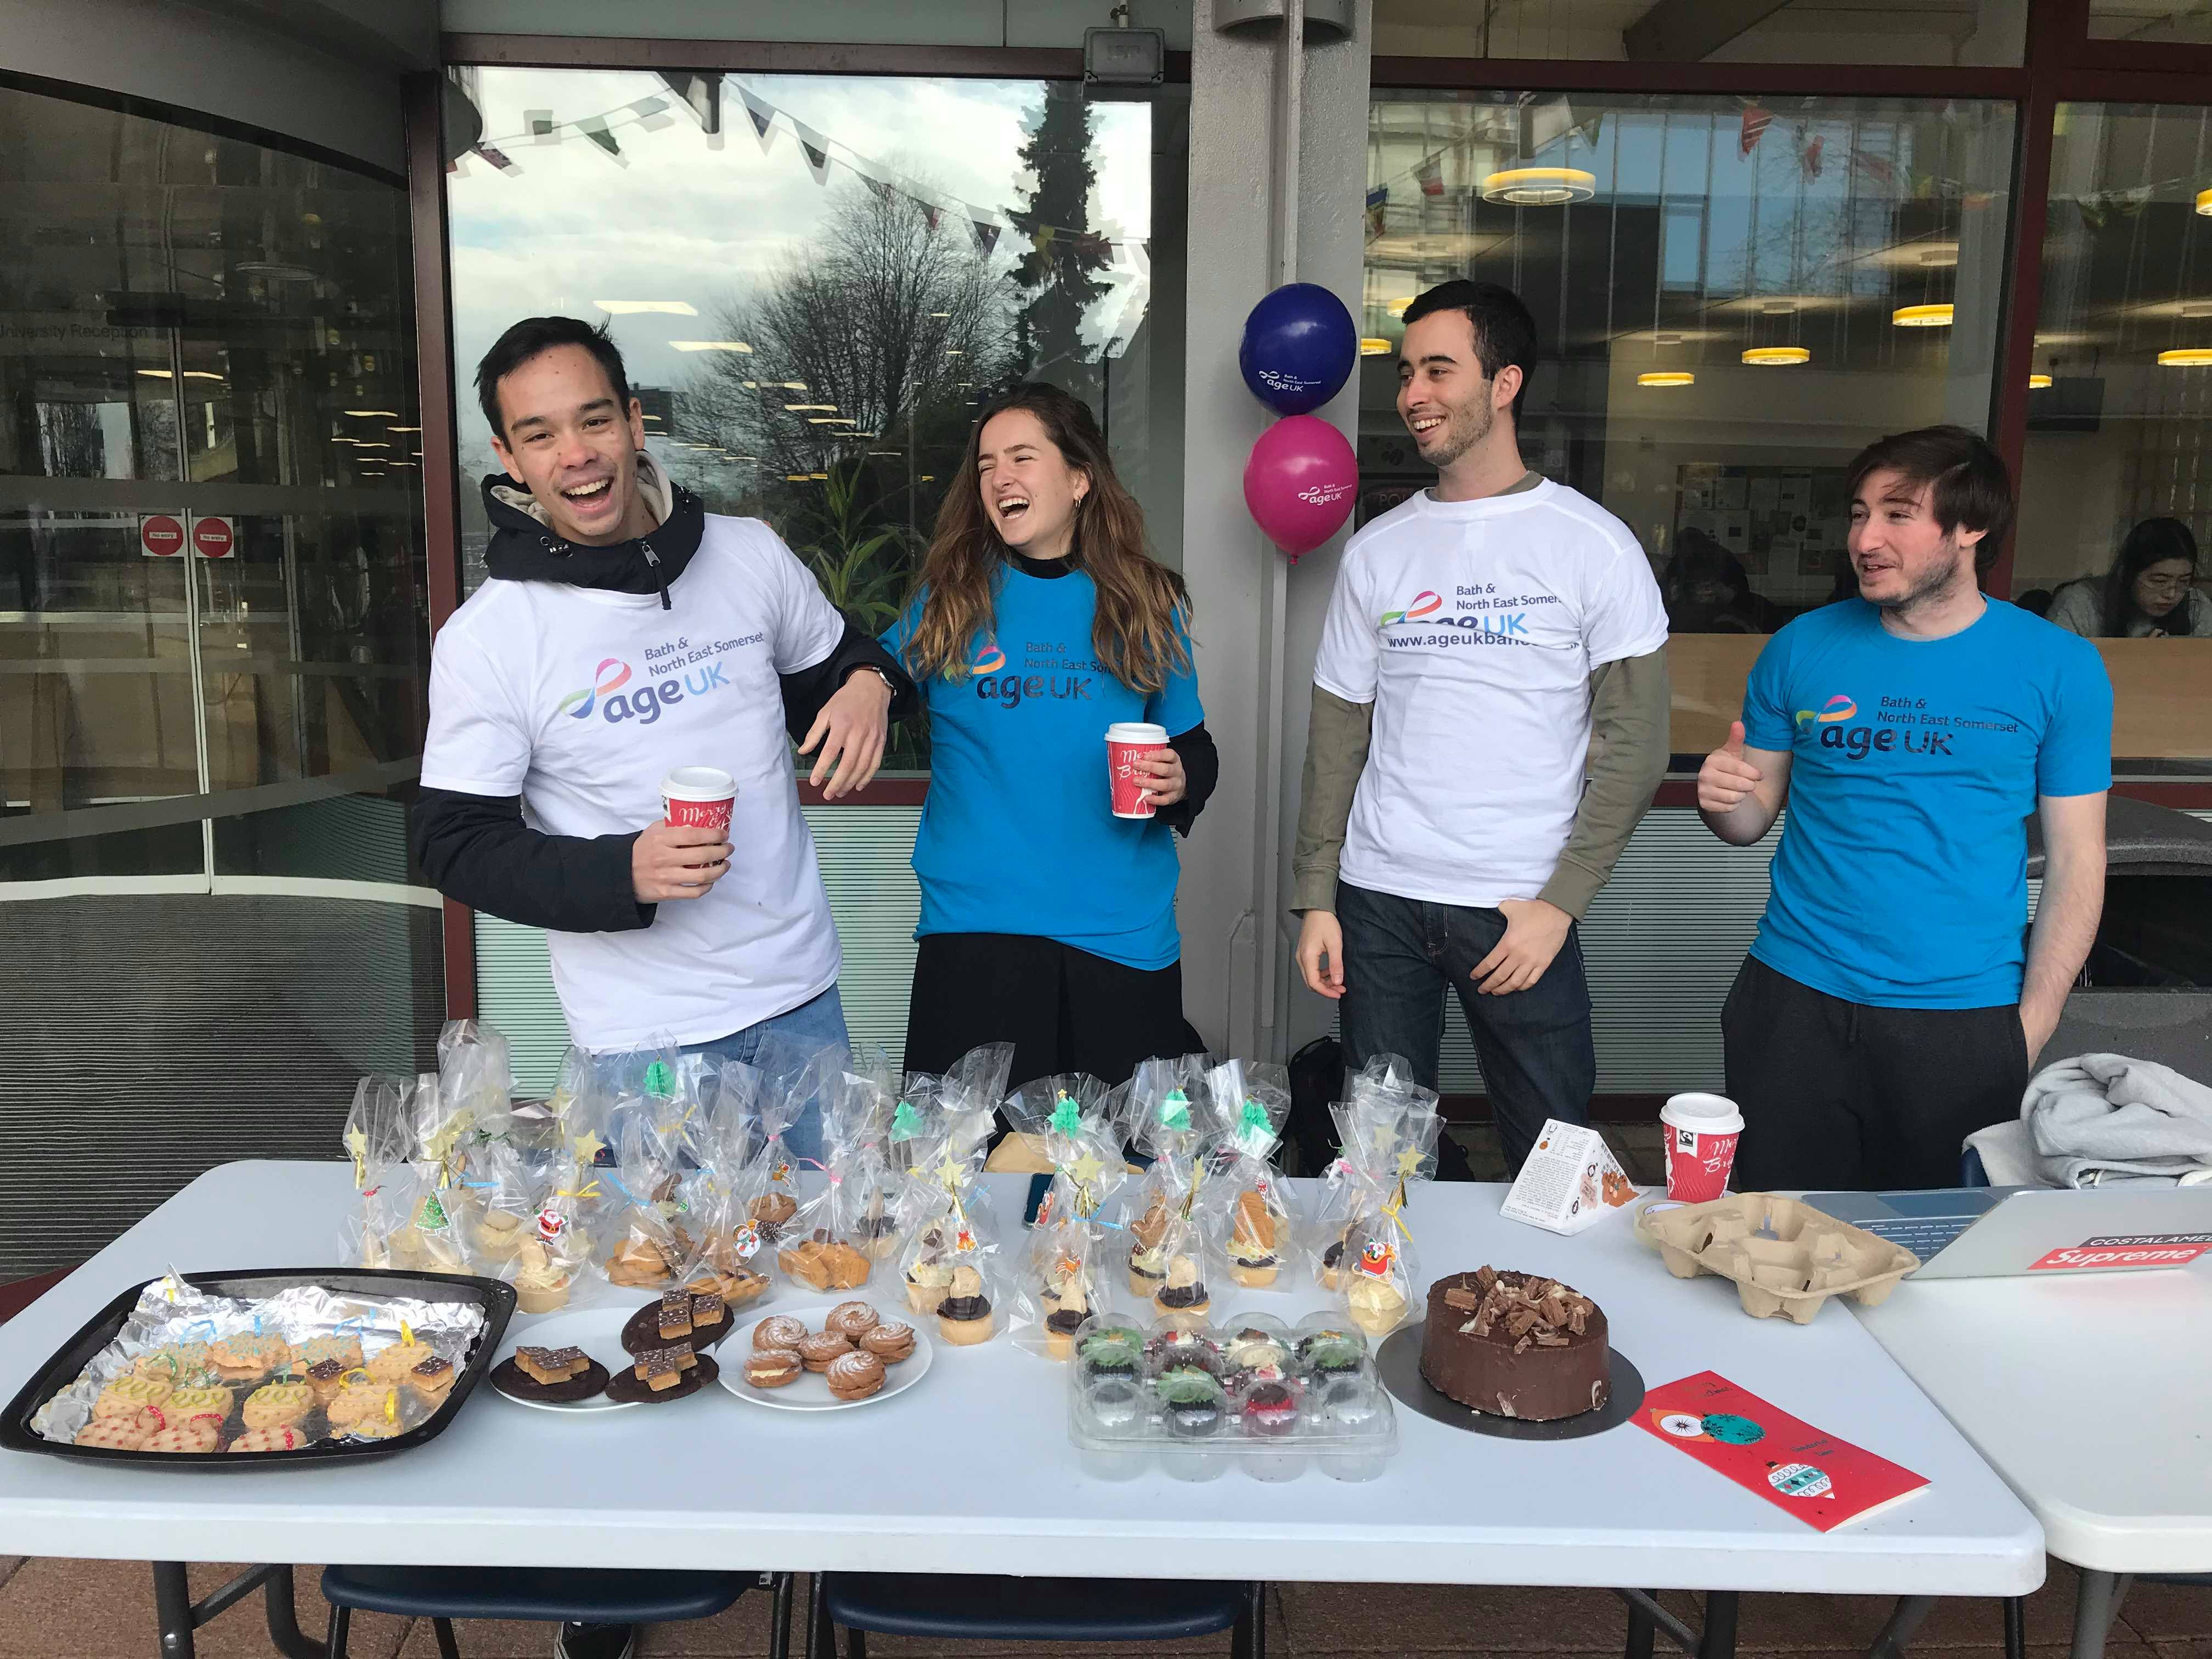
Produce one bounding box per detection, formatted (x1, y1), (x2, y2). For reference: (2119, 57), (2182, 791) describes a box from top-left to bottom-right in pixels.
(1795, 693), (1858, 728)
(558, 658), (633, 720)
(972, 639), (1007, 674)
(1379, 590), (1442, 628)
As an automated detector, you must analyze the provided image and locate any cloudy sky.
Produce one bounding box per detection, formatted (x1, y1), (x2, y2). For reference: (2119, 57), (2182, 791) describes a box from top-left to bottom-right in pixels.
(448, 67), (1154, 475)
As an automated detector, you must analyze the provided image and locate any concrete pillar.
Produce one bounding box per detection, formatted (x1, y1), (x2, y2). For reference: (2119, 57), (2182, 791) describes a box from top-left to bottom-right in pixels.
(1177, 0), (1372, 1061)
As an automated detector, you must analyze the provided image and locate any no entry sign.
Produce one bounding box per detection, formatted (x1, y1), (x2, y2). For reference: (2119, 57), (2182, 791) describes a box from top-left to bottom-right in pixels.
(190, 515), (235, 559)
(139, 513), (185, 558)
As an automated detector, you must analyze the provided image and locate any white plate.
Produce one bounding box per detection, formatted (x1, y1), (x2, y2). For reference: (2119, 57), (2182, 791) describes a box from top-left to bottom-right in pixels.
(489, 1307), (652, 1414)
(716, 1300), (934, 1412)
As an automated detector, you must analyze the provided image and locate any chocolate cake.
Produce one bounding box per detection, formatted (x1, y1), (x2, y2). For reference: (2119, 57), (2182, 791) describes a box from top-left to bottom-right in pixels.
(1420, 1267), (1609, 1421)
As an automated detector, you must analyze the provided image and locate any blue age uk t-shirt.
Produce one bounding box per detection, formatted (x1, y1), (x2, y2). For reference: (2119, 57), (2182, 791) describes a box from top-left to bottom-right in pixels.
(1742, 598), (2112, 1008)
(883, 563), (1205, 969)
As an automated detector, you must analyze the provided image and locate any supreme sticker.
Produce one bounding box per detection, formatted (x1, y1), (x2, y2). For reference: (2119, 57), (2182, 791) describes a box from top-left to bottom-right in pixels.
(2029, 1232), (2212, 1272)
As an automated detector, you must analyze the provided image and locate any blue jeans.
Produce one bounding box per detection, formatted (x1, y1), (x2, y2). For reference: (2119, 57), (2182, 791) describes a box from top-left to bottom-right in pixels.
(681, 984), (848, 1166)
(1334, 881), (1595, 1172)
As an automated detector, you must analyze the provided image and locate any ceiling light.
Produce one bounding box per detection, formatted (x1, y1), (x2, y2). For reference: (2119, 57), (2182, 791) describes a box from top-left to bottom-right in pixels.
(808, 416), (857, 425)
(1651, 331), (1683, 347)
(345, 409), (400, 417)
(1479, 167), (1595, 205)
(329, 437), (359, 444)
(1637, 371), (1695, 387)
(786, 403), (837, 411)
(945, 348), (964, 356)
(810, 472), (830, 480)
(641, 413), (663, 422)
(2158, 347), (2212, 366)
(2181, 302), (2212, 319)
(1759, 301), (1798, 317)
(2028, 374), (2053, 388)
(352, 442), (391, 449)
(1742, 346), (1810, 365)
(387, 425), (421, 433)
(1385, 296), (1414, 318)
(138, 369), (173, 378)
(2198, 188), (2212, 217)
(929, 312), (951, 318)
(1916, 249), (1960, 268)
(1359, 338), (1393, 356)
(785, 473), (811, 482)
(781, 382), (808, 391)
(595, 300), (697, 315)
(670, 340), (753, 353)
(1892, 303), (1954, 328)
(387, 459), (419, 467)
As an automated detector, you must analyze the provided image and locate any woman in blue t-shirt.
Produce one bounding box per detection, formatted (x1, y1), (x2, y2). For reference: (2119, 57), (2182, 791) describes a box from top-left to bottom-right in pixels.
(884, 383), (1217, 1086)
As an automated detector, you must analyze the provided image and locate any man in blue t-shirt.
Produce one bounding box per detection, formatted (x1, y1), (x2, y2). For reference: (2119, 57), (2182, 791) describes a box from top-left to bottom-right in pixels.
(1697, 426), (2113, 1190)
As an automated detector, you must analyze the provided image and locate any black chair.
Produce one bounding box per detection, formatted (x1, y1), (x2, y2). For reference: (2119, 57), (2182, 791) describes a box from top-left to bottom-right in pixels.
(805, 1572), (1265, 1658)
(320, 1564), (791, 1658)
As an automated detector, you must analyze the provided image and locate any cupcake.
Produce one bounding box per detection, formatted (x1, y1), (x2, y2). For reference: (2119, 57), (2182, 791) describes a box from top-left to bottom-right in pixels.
(1152, 1254), (1210, 1325)
(1228, 1190), (1279, 1288)
(1157, 1372), (1225, 1440)
(1079, 1327), (1143, 1383)
(935, 1265), (994, 1346)
(905, 1259), (953, 1316)
(1242, 1379), (1300, 1438)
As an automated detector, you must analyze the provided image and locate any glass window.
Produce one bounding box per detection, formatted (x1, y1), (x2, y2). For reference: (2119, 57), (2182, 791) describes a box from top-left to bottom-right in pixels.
(1373, 0), (2024, 66)
(0, 82), (435, 898)
(1363, 90), (2017, 753)
(444, 66), (1176, 774)
(2015, 101), (2212, 771)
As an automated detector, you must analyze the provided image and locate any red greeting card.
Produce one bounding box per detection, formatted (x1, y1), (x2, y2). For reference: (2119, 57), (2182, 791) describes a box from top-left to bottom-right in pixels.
(1635, 1371), (1930, 1532)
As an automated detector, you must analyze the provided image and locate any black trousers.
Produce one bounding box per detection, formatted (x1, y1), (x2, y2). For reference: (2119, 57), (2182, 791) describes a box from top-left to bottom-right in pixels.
(1722, 955), (2033, 1192)
(902, 933), (1206, 1090)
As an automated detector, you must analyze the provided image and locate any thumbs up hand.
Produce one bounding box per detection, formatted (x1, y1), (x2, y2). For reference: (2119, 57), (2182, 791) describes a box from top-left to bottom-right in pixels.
(1697, 720), (1765, 815)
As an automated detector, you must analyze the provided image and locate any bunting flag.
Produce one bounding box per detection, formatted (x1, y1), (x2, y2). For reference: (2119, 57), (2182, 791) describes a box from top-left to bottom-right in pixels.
(577, 116), (625, 165)
(972, 219), (1002, 257)
(526, 109), (557, 144)
(1740, 103), (1772, 157)
(862, 176), (892, 204)
(1415, 154), (1443, 196)
(657, 72), (723, 136)
(1365, 184), (1389, 238)
(792, 121), (833, 185)
(1850, 147), (1895, 188)
(1800, 135), (1824, 180)
(1071, 230), (1111, 263)
(738, 86), (777, 154)
(473, 144), (518, 173)
(922, 203), (941, 232)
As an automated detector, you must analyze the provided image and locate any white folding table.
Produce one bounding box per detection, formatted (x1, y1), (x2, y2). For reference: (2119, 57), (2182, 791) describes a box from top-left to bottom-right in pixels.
(0, 1164), (2045, 1658)
(1853, 1259), (2212, 1659)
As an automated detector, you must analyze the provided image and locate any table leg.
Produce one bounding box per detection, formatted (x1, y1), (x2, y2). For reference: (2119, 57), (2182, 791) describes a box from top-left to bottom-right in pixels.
(769, 1571), (794, 1659)
(1697, 1590), (1739, 1659)
(1623, 1592), (1658, 1659)
(1866, 1593), (1936, 1658)
(2004, 1595), (2025, 1659)
(153, 1563), (196, 1659)
(2071, 1570), (2135, 1659)
(259, 1563), (323, 1659)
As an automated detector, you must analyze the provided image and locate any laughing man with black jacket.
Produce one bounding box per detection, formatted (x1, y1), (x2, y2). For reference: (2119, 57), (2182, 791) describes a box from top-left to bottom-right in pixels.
(414, 317), (913, 1177)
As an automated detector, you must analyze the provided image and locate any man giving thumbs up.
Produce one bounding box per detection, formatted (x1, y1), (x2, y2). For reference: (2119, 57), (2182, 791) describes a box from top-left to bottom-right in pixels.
(1700, 427), (2112, 1192)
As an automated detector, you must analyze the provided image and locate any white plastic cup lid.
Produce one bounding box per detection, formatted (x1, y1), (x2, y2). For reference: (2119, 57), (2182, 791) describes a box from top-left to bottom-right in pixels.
(1106, 723), (1169, 744)
(662, 766), (737, 800)
(1661, 1092), (1743, 1129)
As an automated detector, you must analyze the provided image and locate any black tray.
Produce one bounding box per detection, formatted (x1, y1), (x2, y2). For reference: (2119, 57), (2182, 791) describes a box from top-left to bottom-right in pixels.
(0, 1267), (516, 1469)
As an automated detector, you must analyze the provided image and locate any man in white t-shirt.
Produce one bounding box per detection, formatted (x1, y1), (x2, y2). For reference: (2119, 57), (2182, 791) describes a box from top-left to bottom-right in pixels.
(1293, 281), (1671, 1172)
(414, 316), (912, 1180)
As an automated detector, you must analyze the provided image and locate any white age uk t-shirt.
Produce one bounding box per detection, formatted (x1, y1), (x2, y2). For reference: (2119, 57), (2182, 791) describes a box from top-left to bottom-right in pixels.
(419, 515), (845, 1051)
(1313, 479), (1669, 909)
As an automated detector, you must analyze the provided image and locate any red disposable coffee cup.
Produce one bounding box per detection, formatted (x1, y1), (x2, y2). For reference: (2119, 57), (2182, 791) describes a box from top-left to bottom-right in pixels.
(661, 766), (737, 833)
(1106, 722), (1169, 819)
(1660, 1092), (1745, 1203)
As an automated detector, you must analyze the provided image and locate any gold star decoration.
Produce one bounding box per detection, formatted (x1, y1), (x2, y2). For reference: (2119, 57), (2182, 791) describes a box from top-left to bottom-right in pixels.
(928, 1152), (966, 1190)
(571, 1131), (607, 1165)
(1395, 1146), (1426, 1180)
(345, 1128), (369, 1184)
(1068, 1151), (1108, 1191)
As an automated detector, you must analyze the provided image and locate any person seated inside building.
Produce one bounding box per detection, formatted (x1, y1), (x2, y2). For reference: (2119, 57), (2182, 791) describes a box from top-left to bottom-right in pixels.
(2046, 516), (2210, 639)
(1660, 528), (1782, 634)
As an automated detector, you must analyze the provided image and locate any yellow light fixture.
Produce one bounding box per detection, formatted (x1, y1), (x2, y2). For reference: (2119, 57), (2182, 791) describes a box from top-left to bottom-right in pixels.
(594, 300), (696, 315)
(781, 382), (808, 390)
(810, 471), (830, 480)
(1479, 167), (1595, 205)
(785, 473), (812, 482)
(2028, 374), (2052, 389)
(1741, 346), (1810, 365)
(345, 409), (400, 417)
(1637, 370), (1695, 387)
(1891, 303), (1954, 328)
(808, 416), (858, 425)
(352, 442), (391, 450)
(387, 425), (421, 433)
(669, 340), (752, 353)
(1385, 296), (1414, 318)
(2197, 188), (2212, 216)
(2158, 347), (2212, 366)
(1359, 337), (1393, 356)
(785, 403), (837, 412)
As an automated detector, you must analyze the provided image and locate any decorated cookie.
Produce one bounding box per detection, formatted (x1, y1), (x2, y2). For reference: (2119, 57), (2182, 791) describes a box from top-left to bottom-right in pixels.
(826, 1350), (885, 1401)
(242, 1381), (314, 1430)
(824, 1301), (880, 1340)
(94, 1375), (172, 1419)
(143, 1421), (223, 1454)
(74, 1417), (152, 1451)
(228, 1425), (309, 1453)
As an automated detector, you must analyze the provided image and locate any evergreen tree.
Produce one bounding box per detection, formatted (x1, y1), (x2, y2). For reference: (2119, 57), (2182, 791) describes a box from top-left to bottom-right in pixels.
(1004, 82), (1114, 409)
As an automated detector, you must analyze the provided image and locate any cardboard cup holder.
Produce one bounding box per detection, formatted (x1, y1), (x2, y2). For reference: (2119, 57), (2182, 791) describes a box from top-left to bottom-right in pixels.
(1632, 1193), (1920, 1324)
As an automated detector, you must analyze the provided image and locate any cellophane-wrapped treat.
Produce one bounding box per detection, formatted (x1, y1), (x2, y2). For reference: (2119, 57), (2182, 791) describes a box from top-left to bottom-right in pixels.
(1199, 1058), (1296, 1292)
(671, 1060), (771, 1308)
(1004, 1074), (1128, 1358)
(1110, 1054), (1210, 1306)
(1321, 1059), (1442, 1338)
(891, 1043), (1013, 1339)
(1308, 1053), (1437, 1291)
(776, 1060), (883, 1293)
(597, 1051), (703, 1289)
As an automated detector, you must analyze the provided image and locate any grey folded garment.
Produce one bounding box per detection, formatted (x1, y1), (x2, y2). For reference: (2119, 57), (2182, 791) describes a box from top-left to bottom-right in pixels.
(1962, 1118), (2044, 1187)
(2022, 1053), (2212, 1189)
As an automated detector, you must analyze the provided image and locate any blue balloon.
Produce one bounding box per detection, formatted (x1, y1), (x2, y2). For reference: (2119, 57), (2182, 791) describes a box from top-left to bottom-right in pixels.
(1239, 282), (1359, 415)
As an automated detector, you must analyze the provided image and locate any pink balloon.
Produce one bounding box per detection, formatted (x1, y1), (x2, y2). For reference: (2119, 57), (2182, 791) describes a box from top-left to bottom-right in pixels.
(1243, 414), (1357, 560)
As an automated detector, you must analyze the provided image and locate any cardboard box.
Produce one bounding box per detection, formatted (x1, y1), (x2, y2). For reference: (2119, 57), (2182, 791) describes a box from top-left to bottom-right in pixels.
(1499, 1120), (1639, 1235)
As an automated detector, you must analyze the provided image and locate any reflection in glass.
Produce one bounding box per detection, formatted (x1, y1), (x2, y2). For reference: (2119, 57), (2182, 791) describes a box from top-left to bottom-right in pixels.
(2087, 0), (2212, 43)
(1363, 92), (2016, 627)
(445, 68), (1170, 769)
